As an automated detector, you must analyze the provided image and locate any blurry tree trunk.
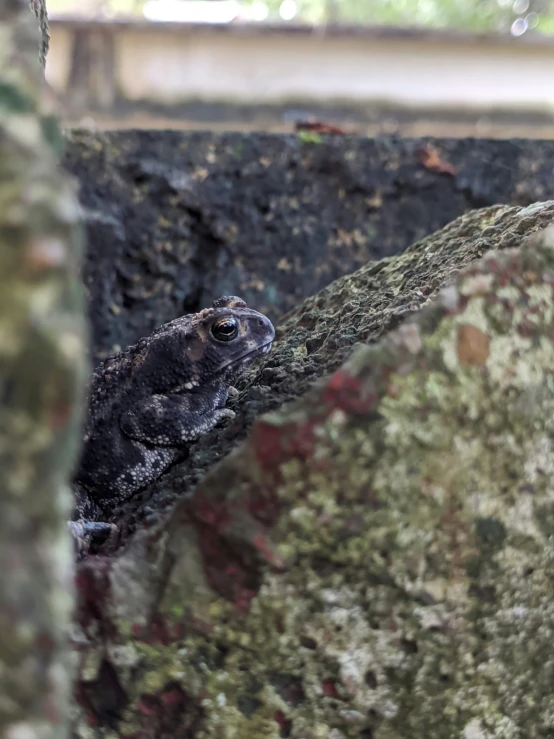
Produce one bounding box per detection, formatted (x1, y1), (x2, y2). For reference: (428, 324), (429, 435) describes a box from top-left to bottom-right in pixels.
(29, 0), (49, 67)
(0, 1), (87, 738)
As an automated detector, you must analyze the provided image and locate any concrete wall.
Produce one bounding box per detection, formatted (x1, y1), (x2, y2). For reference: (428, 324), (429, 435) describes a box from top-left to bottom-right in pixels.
(45, 18), (554, 129)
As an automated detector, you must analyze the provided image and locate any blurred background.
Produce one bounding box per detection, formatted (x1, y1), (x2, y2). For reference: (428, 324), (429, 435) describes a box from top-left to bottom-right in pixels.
(45, 0), (554, 137)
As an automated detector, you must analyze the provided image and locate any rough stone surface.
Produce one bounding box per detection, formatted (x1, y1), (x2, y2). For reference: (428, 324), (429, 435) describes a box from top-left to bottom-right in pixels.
(109, 200), (554, 537)
(72, 213), (554, 738)
(63, 130), (554, 365)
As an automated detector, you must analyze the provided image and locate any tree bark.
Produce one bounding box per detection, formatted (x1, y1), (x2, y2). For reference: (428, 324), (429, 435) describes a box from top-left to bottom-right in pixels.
(0, 1), (87, 738)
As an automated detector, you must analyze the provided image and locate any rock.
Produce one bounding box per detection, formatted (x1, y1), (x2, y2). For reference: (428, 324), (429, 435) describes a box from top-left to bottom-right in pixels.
(63, 131), (554, 364)
(73, 204), (554, 737)
(113, 200), (554, 533)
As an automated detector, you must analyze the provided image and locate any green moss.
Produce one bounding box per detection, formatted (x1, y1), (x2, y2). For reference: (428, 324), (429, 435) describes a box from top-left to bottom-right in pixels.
(297, 131), (323, 145)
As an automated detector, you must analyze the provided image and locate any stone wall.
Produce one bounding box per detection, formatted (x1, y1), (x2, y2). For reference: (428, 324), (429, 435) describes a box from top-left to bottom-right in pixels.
(64, 130), (554, 364)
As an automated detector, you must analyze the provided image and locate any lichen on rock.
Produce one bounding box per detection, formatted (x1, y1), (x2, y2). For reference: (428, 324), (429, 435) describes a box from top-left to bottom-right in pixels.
(74, 209), (554, 738)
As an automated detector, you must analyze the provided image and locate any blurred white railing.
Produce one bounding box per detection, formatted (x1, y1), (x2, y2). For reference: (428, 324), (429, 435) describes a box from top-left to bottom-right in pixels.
(45, 17), (554, 128)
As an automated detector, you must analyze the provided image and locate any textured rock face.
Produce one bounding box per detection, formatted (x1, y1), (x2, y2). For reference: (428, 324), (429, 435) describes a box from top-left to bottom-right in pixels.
(113, 200), (554, 533)
(63, 130), (554, 365)
(74, 204), (554, 738)
(191, 239), (554, 739)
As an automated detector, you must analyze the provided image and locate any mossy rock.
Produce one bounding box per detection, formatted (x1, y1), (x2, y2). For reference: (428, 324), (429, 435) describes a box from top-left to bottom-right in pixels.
(114, 200), (554, 532)
(74, 204), (554, 739)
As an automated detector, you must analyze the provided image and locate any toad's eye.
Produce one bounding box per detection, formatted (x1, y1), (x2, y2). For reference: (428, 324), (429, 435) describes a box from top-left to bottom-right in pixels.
(211, 316), (239, 342)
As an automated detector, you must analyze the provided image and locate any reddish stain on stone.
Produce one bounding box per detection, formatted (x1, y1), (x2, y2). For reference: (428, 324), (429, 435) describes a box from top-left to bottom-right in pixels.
(137, 695), (158, 717)
(190, 496), (232, 530)
(75, 558), (113, 634)
(194, 522), (261, 610)
(187, 493), (260, 607)
(253, 417), (318, 471)
(74, 683), (100, 727)
(233, 587), (259, 615)
(244, 489), (280, 526)
(252, 530), (286, 570)
(161, 686), (186, 707)
(323, 367), (377, 415)
(285, 679), (305, 705)
(150, 616), (172, 645)
(189, 489), (285, 609)
(253, 420), (287, 468)
(85, 710), (100, 727)
(274, 710), (292, 734)
(322, 679), (340, 698)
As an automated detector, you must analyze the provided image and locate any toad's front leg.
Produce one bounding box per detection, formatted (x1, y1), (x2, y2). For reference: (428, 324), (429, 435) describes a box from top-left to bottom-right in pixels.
(119, 388), (235, 447)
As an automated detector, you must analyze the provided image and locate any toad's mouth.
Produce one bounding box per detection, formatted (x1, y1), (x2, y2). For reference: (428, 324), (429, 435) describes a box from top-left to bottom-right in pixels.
(217, 340), (274, 376)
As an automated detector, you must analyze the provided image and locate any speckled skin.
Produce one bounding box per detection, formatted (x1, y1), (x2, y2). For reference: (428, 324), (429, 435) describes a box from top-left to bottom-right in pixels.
(74, 296), (274, 510)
